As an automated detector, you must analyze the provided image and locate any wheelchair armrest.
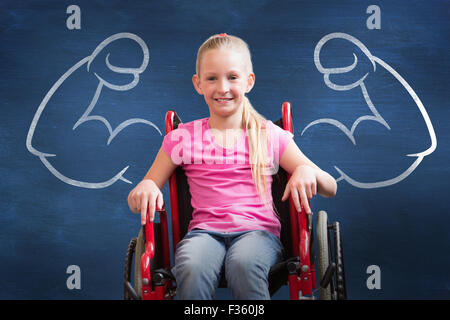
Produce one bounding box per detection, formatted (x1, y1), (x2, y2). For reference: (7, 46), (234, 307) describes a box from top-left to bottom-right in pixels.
(141, 205), (170, 296)
(286, 193), (315, 297)
(140, 207), (174, 300)
(141, 219), (154, 295)
(143, 205), (170, 265)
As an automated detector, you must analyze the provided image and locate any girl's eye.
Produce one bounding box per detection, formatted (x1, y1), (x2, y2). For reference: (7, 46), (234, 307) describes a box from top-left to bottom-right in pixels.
(229, 75), (238, 80)
(207, 77), (216, 81)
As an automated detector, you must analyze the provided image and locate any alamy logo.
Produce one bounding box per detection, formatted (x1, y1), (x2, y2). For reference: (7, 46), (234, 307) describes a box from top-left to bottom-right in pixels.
(366, 265), (381, 290)
(66, 265), (81, 290)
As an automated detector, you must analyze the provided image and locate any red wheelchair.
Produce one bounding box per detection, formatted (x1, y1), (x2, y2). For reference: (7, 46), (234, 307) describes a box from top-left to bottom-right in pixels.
(124, 102), (347, 300)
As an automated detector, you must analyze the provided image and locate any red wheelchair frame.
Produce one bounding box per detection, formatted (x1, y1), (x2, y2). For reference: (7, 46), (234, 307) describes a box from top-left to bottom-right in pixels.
(124, 102), (346, 300)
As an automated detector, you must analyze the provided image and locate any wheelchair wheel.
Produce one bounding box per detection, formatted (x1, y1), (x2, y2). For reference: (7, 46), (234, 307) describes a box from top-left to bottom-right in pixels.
(133, 228), (145, 297)
(124, 237), (137, 300)
(316, 210), (332, 300)
(333, 221), (347, 300)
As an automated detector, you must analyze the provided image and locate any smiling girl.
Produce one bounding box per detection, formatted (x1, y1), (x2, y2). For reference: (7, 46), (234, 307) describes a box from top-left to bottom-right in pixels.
(127, 33), (337, 299)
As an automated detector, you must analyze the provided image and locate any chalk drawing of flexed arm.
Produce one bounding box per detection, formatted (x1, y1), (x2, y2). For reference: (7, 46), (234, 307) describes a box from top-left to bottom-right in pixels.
(302, 32), (437, 188)
(26, 33), (161, 189)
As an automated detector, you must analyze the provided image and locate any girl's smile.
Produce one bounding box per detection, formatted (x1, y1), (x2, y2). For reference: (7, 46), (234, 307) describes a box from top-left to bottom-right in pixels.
(215, 97), (233, 103)
(214, 97), (235, 108)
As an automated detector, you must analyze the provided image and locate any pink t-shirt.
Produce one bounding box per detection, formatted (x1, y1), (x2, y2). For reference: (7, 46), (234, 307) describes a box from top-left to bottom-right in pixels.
(162, 117), (293, 238)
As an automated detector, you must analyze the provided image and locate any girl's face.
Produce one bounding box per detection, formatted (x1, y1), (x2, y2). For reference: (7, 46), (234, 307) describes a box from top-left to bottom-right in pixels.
(192, 48), (255, 120)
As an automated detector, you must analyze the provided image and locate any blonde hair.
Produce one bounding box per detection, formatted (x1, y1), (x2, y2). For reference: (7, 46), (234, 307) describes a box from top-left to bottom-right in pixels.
(195, 34), (272, 208)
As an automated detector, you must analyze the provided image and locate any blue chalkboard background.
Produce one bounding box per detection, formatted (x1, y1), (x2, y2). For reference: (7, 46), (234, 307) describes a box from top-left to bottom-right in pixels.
(1, 0), (449, 299)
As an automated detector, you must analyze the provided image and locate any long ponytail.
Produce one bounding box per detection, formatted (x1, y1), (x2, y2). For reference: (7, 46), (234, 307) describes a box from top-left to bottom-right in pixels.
(241, 96), (273, 209)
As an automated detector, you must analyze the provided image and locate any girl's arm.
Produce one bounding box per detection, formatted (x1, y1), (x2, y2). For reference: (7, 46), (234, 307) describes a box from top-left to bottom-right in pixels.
(279, 140), (337, 214)
(128, 147), (178, 224)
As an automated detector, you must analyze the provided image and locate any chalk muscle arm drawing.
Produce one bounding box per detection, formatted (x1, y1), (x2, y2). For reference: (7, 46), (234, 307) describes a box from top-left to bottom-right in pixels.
(302, 32), (437, 189)
(26, 33), (161, 189)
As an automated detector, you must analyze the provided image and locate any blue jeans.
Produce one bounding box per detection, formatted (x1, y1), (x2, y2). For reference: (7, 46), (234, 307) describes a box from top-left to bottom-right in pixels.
(172, 229), (284, 300)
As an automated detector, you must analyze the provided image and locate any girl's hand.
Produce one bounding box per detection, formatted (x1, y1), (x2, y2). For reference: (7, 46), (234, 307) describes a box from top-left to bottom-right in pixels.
(127, 179), (164, 225)
(281, 165), (317, 214)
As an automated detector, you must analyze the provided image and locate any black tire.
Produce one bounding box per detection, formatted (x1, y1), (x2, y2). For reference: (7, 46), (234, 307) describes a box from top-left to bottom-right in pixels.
(133, 228), (145, 297)
(333, 222), (347, 300)
(316, 210), (332, 300)
(124, 237), (137, 300)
